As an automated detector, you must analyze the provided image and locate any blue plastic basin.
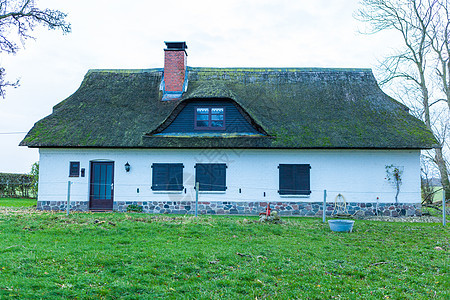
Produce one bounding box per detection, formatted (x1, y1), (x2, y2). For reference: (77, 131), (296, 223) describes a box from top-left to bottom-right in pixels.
(328, 220), (355, 233)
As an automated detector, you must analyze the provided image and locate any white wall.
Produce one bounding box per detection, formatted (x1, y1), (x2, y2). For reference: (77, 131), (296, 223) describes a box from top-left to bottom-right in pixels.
(38, 148), (421, 204)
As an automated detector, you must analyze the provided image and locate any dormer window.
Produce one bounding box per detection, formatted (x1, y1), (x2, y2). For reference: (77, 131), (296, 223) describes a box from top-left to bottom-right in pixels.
(195, 107), (225, 130)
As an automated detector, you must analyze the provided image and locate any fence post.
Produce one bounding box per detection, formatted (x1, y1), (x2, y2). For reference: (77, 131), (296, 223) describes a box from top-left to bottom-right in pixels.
(195, 182), (199, 217)
(67, 181), (72, 216)
(323, 190), (327, 223)
(443, 190), (446, 227)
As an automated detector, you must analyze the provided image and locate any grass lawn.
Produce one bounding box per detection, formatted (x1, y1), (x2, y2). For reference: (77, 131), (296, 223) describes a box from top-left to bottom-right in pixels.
(0, 198), (36, 207)
(0, 208), (448, 299)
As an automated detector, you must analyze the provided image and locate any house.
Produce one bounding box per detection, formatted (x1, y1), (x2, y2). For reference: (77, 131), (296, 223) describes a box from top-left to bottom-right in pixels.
(20, 41), (436, 216)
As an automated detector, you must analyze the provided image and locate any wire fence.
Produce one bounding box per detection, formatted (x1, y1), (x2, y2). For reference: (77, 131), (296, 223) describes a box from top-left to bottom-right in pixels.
(35, 181), (429, 201)
(36, 181), (428, 195)
(37, 181), (445, 204)
(0, 181), (37, 199)
(3, 179), (447, 225)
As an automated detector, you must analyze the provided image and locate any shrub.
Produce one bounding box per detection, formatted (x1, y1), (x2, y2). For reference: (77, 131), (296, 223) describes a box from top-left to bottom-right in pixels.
(126, 204), (143, 212)
(0, 173), (34, 198)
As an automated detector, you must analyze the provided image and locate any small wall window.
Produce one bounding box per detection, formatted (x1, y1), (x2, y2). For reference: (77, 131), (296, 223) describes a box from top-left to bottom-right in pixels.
(195, 107), (225, 130)
(195, 163), (227, 191)
(278, 164), (311, 195)
(151, 163), (184, 191)
(69, 161), (80, 177)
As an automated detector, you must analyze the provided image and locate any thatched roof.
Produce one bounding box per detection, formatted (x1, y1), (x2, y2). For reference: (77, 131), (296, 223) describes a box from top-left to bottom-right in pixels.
(20, 67), (436, 149)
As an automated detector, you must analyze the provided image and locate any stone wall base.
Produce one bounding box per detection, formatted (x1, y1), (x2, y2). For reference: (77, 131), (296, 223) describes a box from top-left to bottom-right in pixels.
(37, 200), (422, 217)
(37, 201), (89, 212)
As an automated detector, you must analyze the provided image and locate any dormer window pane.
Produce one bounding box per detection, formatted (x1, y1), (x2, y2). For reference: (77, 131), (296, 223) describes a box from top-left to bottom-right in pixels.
(211, 108), (224, 114)
(195, 107), (225, 130)
(197, 120), (209, 127)
(197, 108), (209, 114)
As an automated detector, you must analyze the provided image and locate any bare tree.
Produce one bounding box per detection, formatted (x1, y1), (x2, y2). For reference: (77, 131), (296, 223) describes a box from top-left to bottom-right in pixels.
(421, 155), (435, 205)
(0, 0), (70, 97)
(428, 0), (449, 110)
(356, 0), (450, 201)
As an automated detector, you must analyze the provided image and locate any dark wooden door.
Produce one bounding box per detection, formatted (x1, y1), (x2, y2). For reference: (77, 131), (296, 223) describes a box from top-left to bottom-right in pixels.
(89, 161), (114, 210)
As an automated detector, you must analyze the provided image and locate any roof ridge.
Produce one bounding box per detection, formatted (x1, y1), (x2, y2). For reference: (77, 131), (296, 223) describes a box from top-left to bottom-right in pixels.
(84, 67), (373, 74)
(86, 68), (163, 75)
(187, 67), (373, 72)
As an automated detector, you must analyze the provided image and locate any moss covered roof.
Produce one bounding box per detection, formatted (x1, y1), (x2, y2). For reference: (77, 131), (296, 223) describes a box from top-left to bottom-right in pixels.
(20, 67), (437, 149)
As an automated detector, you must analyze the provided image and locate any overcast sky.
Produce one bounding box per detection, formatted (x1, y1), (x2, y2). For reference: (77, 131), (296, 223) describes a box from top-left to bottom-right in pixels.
(0, 0), (401, 173)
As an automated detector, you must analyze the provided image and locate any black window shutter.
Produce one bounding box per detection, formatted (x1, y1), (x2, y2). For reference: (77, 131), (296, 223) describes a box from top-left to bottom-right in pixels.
(196, 164), (211, 191)
(195, 163), (226, 191)
(152, 163), (183, 191)
(279, 164), (293, 195)
(168, 164), (184, 191)
(279, 164), (311, 195)
(294, 164), (311, 195)
(211, 164), (226, 191)
(152, 164), (168, 190)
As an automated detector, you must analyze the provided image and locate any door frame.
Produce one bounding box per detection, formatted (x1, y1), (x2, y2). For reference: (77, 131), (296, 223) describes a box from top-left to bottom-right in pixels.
(89, 161), (115, 210)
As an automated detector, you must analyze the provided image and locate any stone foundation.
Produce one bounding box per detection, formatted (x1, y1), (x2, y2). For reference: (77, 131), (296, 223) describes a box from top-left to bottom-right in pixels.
(37, 200), (421, 217)
(37, 200), (89, 212)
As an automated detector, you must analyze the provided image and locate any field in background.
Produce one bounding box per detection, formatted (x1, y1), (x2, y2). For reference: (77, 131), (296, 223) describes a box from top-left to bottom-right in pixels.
(422, 186), (448, 217)
(432, 187), (444, 203)
(0, 197), (36, 207)
(0, 208), (448, 299)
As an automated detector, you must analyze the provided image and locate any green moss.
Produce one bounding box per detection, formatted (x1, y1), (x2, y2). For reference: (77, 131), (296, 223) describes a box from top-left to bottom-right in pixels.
(20, 68), (436, 149)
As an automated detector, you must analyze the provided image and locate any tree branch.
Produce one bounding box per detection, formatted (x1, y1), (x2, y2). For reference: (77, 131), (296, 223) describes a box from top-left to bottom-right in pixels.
(0, 0), (70, 97)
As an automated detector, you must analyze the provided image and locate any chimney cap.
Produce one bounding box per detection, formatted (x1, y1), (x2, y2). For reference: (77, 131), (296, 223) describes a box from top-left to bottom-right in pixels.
(164, 41), (188, 51)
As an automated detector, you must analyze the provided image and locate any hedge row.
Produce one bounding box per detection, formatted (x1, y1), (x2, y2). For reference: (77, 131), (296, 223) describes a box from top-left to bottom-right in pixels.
(0, 173), (36, 198)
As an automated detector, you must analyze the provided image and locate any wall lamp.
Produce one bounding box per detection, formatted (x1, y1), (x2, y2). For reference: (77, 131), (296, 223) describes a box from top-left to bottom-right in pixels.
(125, 162), (131, 172)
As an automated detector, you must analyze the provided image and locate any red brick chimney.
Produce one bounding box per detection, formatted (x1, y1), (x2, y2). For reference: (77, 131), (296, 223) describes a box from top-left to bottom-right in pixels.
(162, 41), (188, 100)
